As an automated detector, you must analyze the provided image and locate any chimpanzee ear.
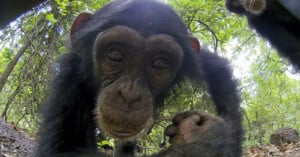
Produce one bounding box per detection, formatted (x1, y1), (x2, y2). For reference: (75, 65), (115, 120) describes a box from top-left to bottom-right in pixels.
(189, 36), (201, 56)
(70, 12), (92, 47)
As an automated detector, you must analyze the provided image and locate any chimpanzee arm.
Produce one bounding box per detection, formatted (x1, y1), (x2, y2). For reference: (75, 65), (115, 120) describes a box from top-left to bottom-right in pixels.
(34, 53), (102, 157)
(200, 50), (243, 156)
(150, 50), (242, 157)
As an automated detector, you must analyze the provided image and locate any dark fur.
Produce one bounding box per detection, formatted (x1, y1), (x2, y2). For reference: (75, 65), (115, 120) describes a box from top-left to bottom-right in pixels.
(35, 1), (242, 157)
(226, 0), (300, 68)
(200, 50), (242, 154)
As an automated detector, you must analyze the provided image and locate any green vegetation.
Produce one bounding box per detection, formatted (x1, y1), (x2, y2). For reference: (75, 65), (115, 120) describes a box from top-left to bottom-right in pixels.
(0, 0), (299, 154)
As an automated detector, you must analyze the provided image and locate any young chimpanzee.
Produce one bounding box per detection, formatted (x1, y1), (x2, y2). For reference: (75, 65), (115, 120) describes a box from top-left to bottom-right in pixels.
(225, 0), (300, 68)
(35, 0), (242, 157)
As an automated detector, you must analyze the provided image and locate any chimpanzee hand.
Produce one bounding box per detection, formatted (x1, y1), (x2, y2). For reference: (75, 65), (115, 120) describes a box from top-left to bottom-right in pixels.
(165, 111), (228, 145)
(157, 111), (233, 157)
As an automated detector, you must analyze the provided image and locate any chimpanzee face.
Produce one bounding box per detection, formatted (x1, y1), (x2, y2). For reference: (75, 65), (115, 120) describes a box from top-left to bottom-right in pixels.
(93, 25), (183, 139)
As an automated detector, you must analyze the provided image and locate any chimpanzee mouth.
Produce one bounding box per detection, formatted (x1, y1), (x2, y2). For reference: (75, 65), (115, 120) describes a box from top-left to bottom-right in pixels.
(113, 131), (139, 138)
(106, 128), (141, 138)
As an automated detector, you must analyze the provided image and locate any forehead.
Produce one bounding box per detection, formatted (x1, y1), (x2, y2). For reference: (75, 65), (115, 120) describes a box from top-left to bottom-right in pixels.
(74, 1), (191, 51)
(91, 1), (188, 37)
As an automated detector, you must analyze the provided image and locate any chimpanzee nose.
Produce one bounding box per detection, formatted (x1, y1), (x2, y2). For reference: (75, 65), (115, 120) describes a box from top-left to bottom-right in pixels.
(118, 89), (141, 105)
(118, 79), (142, 105)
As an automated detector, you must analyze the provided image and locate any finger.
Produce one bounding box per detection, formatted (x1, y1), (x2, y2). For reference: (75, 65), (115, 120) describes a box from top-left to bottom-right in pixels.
(164, 125), (177, 137)
(172, 113), (186, 125)
(172, 110), (200, 124)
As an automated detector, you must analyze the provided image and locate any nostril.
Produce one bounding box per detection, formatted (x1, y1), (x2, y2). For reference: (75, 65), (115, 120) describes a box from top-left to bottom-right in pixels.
(118, 90), (126, 101)
(118, 89), (141, 104)
(137, 95), (141, 101)
(118, 90), (122, 96)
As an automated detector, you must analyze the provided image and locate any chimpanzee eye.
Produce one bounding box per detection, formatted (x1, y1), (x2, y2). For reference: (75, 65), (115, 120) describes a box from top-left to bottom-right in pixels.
(105, 46), (124, 62)
(152, 57), (169, 70)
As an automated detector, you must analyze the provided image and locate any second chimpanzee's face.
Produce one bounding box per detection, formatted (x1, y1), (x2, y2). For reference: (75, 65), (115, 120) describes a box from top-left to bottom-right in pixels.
(93, 25), (184, 139)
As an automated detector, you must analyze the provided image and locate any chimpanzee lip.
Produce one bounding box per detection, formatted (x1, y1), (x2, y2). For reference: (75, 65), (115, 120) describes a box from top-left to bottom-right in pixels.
(113, 131), (138, 138)
(108, 128), (141, 138)
(100, 121), (142, 138)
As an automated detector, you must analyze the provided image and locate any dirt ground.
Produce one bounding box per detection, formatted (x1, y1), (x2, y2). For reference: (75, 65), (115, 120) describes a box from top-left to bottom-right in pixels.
(0, 119), (35, 157)
(243, 142), (300, 157)
(0, 119), (299, 157)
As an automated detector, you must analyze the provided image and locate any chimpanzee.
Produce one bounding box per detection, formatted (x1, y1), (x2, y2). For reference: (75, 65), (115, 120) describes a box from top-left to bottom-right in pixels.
(225, 0), (300, 68)
(34, 0), (242, 157)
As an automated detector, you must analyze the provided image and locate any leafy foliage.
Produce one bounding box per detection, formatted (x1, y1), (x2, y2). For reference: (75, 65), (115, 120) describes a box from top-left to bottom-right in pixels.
(0, 0), (299, 153)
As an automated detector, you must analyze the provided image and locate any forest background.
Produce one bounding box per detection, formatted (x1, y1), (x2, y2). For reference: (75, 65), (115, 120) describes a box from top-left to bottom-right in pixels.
(0, 0), (299, 155)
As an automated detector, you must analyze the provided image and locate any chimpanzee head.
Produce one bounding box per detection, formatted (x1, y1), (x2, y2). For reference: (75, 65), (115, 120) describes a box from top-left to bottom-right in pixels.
(69, 0), (200, 140)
